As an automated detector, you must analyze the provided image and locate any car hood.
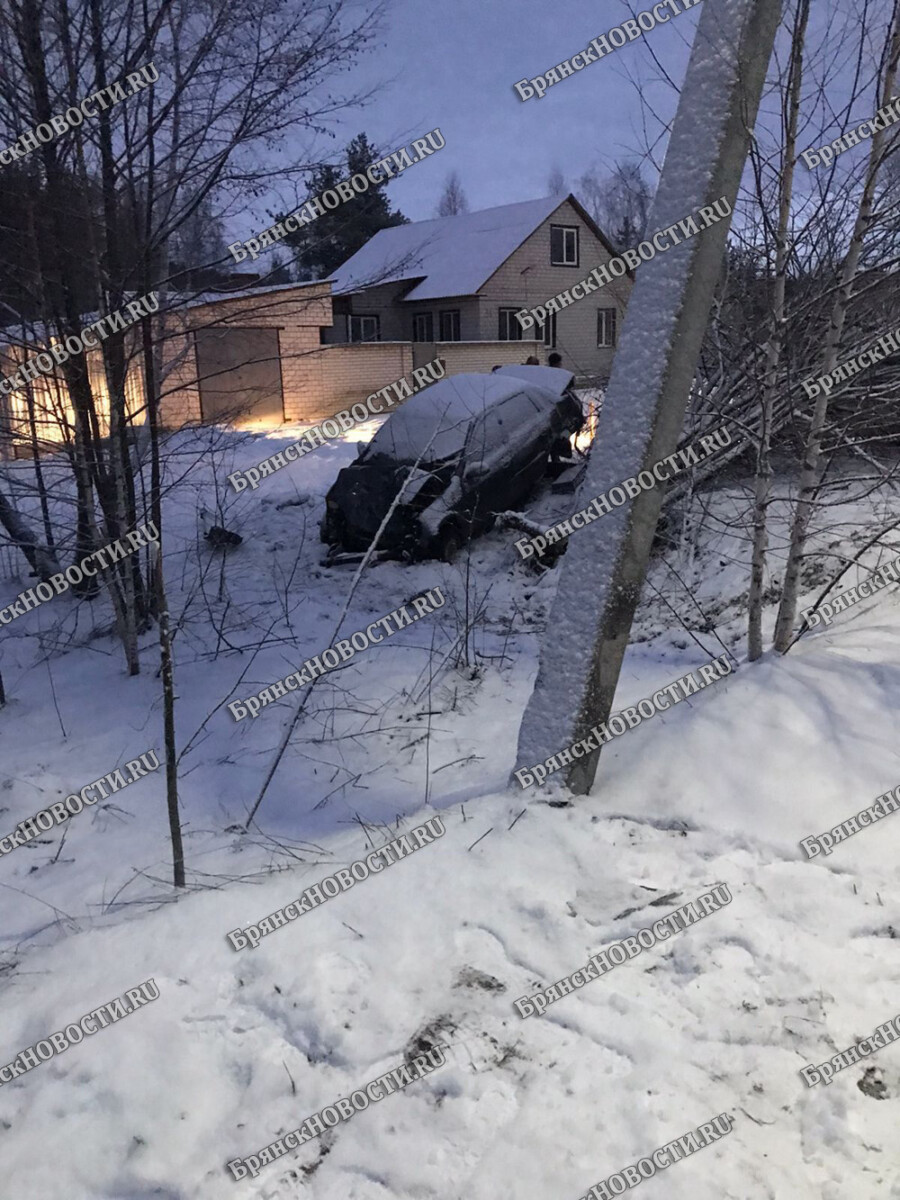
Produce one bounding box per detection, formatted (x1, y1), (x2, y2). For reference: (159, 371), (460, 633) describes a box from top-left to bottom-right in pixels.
(327, 457), (453, 543)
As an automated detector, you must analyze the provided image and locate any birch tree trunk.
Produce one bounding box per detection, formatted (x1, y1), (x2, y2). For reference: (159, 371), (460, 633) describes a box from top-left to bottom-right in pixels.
(512, 0), (783, 797)
(747, 0), (809, 660)
(773, 3), (900, 651)
(154, 542), (185, 888)
(88, 0), (142, 673)
(0, 485), (61, 579)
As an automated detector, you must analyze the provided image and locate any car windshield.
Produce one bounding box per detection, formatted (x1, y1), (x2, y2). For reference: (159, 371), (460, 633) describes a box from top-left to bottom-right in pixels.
(363, 374), (544, 465)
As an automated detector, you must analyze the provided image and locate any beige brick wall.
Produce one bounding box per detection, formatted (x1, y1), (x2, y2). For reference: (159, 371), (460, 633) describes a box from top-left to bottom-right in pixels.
(477, 199), (632, 380)
(4, 273), (572, 455)
(160, 282), (333, 427)
(1, 282), (405, 451)
(0, 335), (145, 457)
(179, 285), (332, 330)
(272, 327), (326, 424)
(316, 342), (413, 417)
(414, 340), (542, 375)
(159, 328), (202, 426)
(160, 285), (416, 427)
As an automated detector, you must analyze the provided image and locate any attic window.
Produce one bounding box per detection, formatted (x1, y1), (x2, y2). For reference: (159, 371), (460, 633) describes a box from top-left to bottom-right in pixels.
(550, 225), (579, 266)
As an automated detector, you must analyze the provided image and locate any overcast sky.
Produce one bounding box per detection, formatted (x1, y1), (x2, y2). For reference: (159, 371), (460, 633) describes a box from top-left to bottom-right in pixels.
(231, 0), (888, 242)
(331, 0), (699, 221)
(230, 0), (703, 241)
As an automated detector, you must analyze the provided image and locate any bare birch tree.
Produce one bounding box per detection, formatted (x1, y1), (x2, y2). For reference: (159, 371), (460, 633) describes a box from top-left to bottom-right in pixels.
(436, 169), (468, 216)
(0, 0), (385, 885)
(773, 1), (900, 651)
(747, 0), (810, 660)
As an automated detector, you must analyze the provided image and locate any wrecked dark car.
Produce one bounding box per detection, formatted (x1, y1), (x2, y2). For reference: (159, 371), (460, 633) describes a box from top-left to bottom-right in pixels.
(320, 365), (584, 562)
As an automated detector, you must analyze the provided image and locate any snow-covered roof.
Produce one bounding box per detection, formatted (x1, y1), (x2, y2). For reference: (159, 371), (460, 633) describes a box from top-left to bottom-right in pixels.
(330, 197), (567, 302)
(181, 279), (333, 311)
(0, 281), (334, 346)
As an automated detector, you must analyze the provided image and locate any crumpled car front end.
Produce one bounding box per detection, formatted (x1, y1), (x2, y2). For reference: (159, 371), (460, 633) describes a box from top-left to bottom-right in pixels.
(322, 456), (455, 556)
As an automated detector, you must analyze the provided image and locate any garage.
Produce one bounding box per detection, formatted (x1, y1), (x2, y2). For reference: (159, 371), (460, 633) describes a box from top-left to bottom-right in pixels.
(194, 326), (285, 426)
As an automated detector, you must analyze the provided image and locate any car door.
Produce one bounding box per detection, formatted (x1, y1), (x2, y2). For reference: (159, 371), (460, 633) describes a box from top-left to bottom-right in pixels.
(459, 391), (548, 523)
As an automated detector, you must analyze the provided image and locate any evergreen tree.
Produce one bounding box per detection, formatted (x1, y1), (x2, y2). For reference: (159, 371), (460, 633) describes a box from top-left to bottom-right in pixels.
(285, 133), (407, 280)
(268, 253), (293, 284)
(0, 163), (101, 324)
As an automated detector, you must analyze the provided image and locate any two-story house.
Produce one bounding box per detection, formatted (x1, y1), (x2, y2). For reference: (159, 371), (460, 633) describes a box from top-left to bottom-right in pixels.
(326, 194), (632, 381)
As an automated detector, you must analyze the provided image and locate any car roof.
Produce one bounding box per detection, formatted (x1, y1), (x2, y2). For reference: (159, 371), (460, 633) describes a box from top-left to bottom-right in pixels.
(366, 372), (558, 463)
(492, 364), (576, 393)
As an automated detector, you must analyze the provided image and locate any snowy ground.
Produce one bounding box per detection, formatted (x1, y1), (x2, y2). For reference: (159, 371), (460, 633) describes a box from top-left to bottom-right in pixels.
(0, 421), (899, 1199)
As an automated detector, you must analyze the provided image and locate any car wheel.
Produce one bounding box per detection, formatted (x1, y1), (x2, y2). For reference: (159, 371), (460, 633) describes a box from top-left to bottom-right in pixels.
(437, 523), (464, 564)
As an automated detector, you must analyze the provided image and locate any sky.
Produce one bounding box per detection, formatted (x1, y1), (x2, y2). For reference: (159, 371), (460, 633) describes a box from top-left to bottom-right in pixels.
(340, 0), (697, 221)
(230, 0), (892, 245)
(231, 0), (700, 241)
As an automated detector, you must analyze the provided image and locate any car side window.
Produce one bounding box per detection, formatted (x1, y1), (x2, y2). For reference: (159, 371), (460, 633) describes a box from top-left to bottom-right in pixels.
(496, 391), (546, 428)
(463, 392), (544, 463)
(463, 410), (499, 464)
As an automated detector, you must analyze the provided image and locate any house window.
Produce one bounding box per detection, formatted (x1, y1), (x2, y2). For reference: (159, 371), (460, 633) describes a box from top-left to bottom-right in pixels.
(498, 308), (526, 341)
(539, 312), (557, 349)
(412, 313), (434, 342)
(550, 225), (579, 266)
(348, 314), (380, 343)
(597, 308), (618, 348)
(439, 310), (460, 341)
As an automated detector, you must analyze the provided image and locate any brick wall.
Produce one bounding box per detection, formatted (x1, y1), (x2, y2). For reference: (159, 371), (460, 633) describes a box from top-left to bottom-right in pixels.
(0, 335), (145, 458)
(159, 284), (413, 425)
(1, 283), (437, 454)
(416, 340), (543, 375)
(160, 282), (333, 427)
(159, 327), (202, 426)
(477, 198), (632, 380)
(315, 342), (413, 418)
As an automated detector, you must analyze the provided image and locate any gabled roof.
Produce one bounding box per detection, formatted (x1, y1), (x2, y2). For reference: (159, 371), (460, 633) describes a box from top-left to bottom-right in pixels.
(330, 195), (611, 302)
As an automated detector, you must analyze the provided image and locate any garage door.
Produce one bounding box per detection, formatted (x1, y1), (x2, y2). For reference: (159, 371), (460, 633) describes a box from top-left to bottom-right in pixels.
(195, 326), (285, 426)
